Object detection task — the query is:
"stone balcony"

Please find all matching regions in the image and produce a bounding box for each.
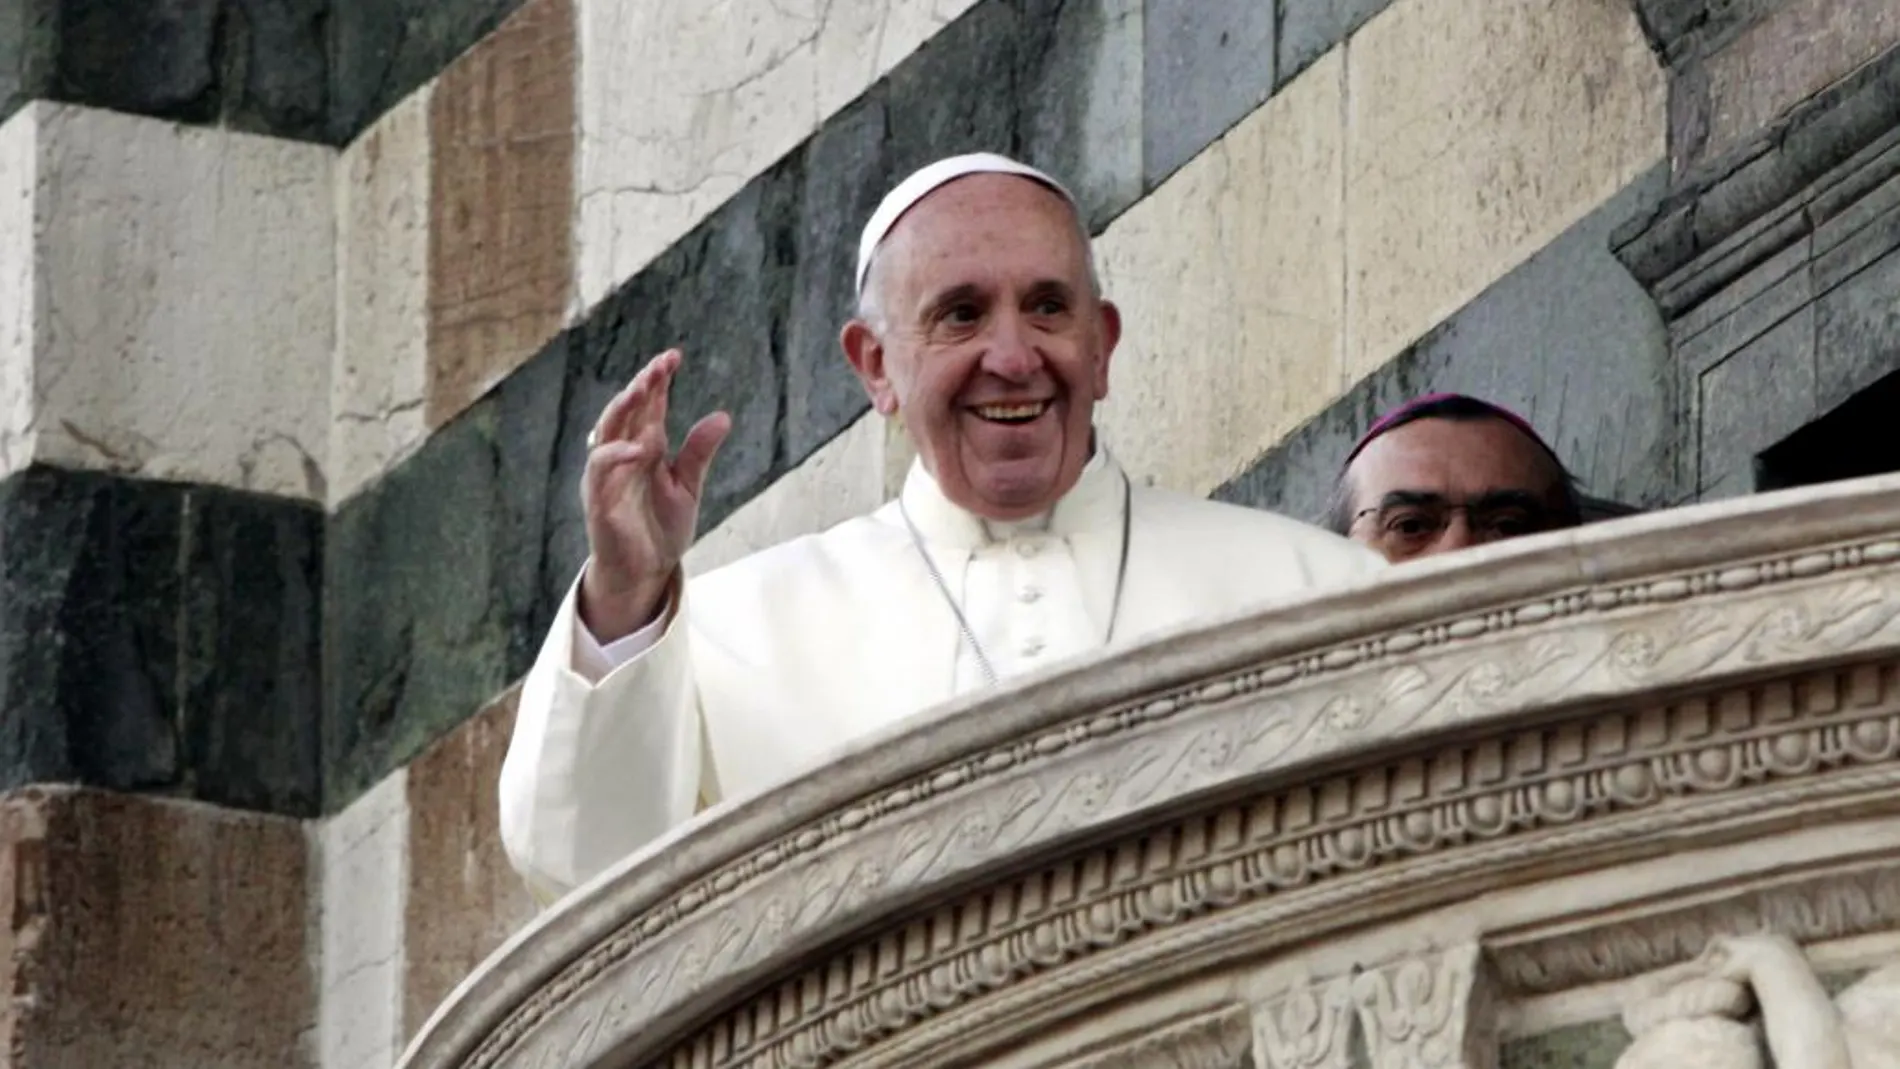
[400,473,1900,1069]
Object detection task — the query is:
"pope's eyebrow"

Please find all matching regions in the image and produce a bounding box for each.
[917,283,986,323]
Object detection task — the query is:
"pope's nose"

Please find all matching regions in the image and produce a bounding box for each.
[979,314,1042,381]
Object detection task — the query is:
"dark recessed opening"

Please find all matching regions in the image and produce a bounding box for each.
[1757,366,1900,492]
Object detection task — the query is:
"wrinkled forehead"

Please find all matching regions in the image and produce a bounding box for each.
[1348,416,1563,504]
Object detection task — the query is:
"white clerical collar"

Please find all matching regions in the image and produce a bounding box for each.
[897,441,1124,550]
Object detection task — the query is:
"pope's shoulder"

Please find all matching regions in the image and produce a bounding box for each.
[1130,482,1386,579]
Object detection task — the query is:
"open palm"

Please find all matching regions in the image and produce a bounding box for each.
[579,349,731,641]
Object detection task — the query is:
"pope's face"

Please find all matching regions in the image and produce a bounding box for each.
[842,174,1120,521]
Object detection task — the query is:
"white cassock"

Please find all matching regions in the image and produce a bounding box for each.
[499,445,1384,901]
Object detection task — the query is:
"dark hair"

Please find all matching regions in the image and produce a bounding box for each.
[1324,395,1585,534]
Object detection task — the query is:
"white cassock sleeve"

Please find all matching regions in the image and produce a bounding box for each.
[498,570,709,905]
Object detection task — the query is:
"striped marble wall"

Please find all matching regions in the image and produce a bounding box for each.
[4,0,1899,1065]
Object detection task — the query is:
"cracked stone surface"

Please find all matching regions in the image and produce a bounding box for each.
[333,87,431,508]
[0,786,313,1067]
[1344,0,1663,378]
[320,772,409,1069]
[0,465,323,815]
[574,0,980,314]
[18,103,335,503]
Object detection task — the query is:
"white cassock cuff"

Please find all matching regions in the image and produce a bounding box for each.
[570,596,672,682]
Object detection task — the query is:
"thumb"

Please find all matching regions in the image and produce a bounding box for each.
[674,411,732,497]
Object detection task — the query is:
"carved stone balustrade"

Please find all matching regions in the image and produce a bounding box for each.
[402,474,1900,1069]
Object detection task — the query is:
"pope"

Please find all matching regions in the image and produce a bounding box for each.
[499,153,1387,903]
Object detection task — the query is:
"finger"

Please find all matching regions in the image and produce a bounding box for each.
[672,411,731,497]
[597,350,676,445]
[623,348,681,446]
[583,436,660,504]
[648,349,680,442]
[593,375,647,446]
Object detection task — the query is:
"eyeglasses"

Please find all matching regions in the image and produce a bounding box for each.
[1350,493,1553,558]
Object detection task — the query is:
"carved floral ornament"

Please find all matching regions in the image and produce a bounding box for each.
[399,476,1900,1069]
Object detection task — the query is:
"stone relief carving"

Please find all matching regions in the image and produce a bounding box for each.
[427,533,1900,1069]
[1253,976,1354,1069]
[1617,933,1900,1069]
[1351,945,1495,1069]
[1047,1007,1253,1069]
[1493,866,1900,997]
[648,660,1900,1069]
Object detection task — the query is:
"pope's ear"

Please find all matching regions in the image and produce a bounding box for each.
[1092,298,1122,400]
[841,319,899,416]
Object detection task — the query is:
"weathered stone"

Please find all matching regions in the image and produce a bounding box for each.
[56,0,221,120]
[1021,0,1142,229]
[328,0,525,143]
[1615,49,1900,289]
[1815,242,1900,416]
[1278,0,1391,87]
[1624,0,1781,67]
[320,772,408,1069]
[1343,0,1664,376]
[0,466,182,796]
[572,0,980,315]
[0,786,313,1067]
[1216,163,1675,523]
[1499,1020,1629,1069]
[1098,50,1346,495]
[0,467,322,816]
[18,103,334,503]
[1141,0,1275,187]
[425,0,574,431]
[1695,305,1817,494]
[0,0,330,141]
[1675,0,1900,169]
[404,687,536,1036]
[785,104,888,466]
[333,86,433,507]
[565,175,799,543]
[226,0,327,137]
[181,483,323,815]
[0,0,57,122]
[323,339,564,812]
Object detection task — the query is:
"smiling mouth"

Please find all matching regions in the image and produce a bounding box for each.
[970,401,1051,424]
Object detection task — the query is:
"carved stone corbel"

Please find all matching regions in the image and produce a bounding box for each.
[1350,945,1498,1069]
[1253,976,1355,1069]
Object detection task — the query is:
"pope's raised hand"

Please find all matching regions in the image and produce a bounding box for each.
[577,349,731,642]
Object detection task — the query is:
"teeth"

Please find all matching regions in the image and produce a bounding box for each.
[974,402,1048,421]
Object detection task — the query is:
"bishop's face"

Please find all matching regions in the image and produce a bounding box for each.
[842,174,1120,522]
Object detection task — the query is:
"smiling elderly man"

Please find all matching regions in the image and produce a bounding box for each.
[499,154,1385,902]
